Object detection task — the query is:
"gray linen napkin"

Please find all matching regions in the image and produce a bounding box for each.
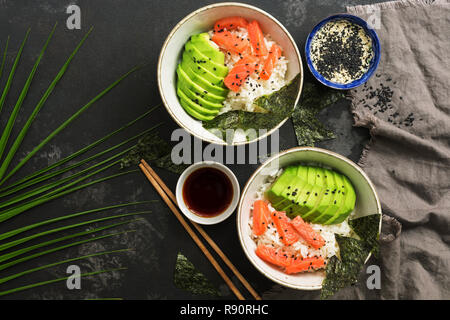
[346,0,450,299]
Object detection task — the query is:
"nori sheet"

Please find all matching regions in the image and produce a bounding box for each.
[120,132,188,174]
[173,252,220,296]
[203,73,301,142]
[292,82,345,146]
[349,214,381,259]
[152,153,189,175]
[320,235,371,300]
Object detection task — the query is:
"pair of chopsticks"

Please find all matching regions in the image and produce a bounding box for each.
[139,159,261,300]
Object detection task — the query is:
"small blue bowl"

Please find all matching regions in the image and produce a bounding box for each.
[305,14,381,90]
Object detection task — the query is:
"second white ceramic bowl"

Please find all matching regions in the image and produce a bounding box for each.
[158,2,303,145]
[237,147,382,290]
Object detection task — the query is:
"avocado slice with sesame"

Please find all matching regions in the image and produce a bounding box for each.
[301,167,329,221]
[180,60,228,97]
[276,165,311,212]
[177,92,216,121]
[313,170,346,224]
[176,88,219,116]
[298,172,324,220]
[265,166,298,207]
[177,89,219,122]
[279,177,309,216]
[179,85,223,110]
[266,165,357,225]
[182,50,225,86]
[324,175,356,225]
[177,65,225,104]
[311,169,337,223]
[281,166,317,216]
[189,33,225,64]
[185,42,228,77]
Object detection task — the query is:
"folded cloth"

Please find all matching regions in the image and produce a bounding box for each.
[346,0,450,299]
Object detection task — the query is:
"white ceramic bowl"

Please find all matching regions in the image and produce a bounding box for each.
[158,2,303,145]
[176,161,240,225]
[237,147,382,290]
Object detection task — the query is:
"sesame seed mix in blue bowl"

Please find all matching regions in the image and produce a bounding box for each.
[305,14,380,90]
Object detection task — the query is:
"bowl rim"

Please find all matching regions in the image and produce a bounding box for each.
[236,146,382,290]
[157,2,304,146]
[304,13,381,90]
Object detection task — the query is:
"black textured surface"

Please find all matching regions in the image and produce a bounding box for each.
[0,0,375,300]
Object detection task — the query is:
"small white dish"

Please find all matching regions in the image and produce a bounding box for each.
[237,147,382,290]
[157,2,303,145]
[176,161,240,225]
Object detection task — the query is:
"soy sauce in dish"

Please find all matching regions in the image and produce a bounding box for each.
[182,167,233,217]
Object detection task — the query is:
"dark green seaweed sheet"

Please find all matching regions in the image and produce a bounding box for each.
[320,235,371,300]
[349,214,381,259]
[120,132,188,174]
[152,153,189,175]
[203,74,301,142]
[173,252,220,296]
[292,82,345,146]
[120,132,170,168]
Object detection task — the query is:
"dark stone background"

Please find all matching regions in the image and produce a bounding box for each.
[0,0,379,299]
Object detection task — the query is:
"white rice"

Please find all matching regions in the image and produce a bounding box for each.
[248,167,353,268]
[208,28,288,114]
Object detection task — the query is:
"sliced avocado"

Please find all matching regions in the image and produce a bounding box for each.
[301,168,328,221]
[278,165,313,212]
[306,166,317,185]
[300,185,324,221]
[279,177,309,217]
[182,51,225,86]
[265,166,298,206]
[311,169,336,223]
[325,176,356,225]
[342,176,356,213]
[324,189,349,225]
[178,96,216,121]
[283,180,312,217]
[177,65,225,104]
[266,165,356,223]
[296,165,308,182]
[180,61,228,97]
[185,42,228,77]
[317,171,346,224]
[189,33,225,64]
[312,170,344,224]
[282,167,316,216]
[176,88,219,116]
[179,85,223,110]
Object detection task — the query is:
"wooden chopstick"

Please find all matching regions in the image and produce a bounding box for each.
[140,159,262,300]
[138,161,248,300]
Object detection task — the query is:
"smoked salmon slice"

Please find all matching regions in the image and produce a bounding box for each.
[252,200,271,236]
[260,44,282,80]
[285,256,325,274]
[247,20,268,57]
[255,244,292,268]
[214,16,248,32]
[272,211,299,246]
[290,216,325,249]
[211,30,251,55]
[223,55,259,92]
